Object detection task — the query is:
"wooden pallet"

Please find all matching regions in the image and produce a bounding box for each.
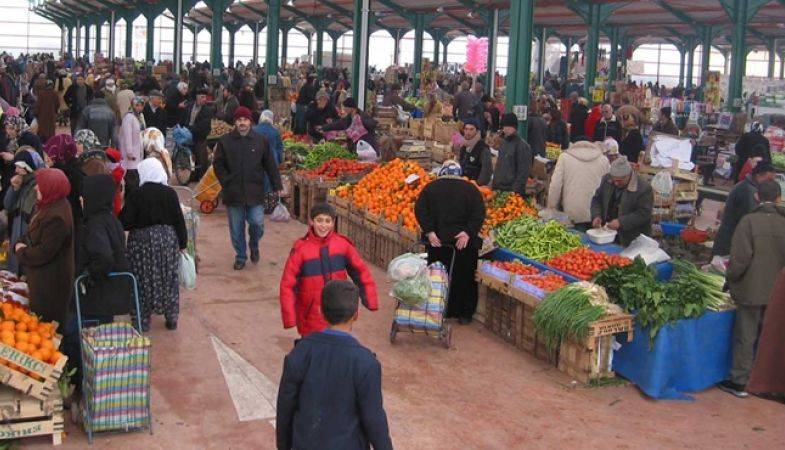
[0,343,67,401]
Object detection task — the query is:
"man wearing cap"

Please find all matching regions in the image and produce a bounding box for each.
[491,113,532,198]
[652,107,680,136]
[457,118,493,186]
[712,162,777,257]
[590,156,654,246]
[182,88,215,179]
[143,90,168,132]
[213,106,283,270]
[63,73,94,135]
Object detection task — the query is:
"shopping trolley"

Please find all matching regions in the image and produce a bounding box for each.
[171,185,201,269]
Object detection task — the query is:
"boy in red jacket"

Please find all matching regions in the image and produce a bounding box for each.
[279,203,379,336]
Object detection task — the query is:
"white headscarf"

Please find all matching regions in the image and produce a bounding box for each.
[138,158,169,186]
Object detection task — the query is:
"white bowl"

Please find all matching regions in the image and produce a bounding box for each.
[587,228,617,245]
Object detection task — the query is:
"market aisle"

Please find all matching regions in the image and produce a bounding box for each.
[22,205,785,449]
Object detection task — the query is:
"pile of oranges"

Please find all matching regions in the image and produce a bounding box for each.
[0,302,63,373]
[350,159,434,232]
[482,192,537,235]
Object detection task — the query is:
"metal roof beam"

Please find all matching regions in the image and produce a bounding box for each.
[443,11,479,34]
[456,1,487,23]
[654,0,700,27]
[319,0,351,17]
[237,1,266,19]
[282,3,311,24]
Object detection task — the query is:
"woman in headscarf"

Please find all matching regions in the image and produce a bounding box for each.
[15,168,74,325]
[118,96,145,196]
[4,149,39,274]
[44,134,85,251]
[414,160,487,325]
[120,158,187,331]
[253,110,284,211]
[34,79,59,142]
[74,129,107,176]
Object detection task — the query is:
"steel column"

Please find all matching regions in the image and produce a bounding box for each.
[351,0,370,104]
[265,0,281,105]
[584,3,601,100]
[442,40,448,65]
[109,11,116,60]
[678,49,686,86]
[252,22,259,68]
[700,26,712,86]
[507,0,534,138]
[67,26,73,55]
[485,9,499,95]
[332,35,338,68]
[76,21,82,57]
[84,25,91,58]
[537,27,547,86]
[95,22,102,55]
[145,14,155,62]
[412,14,424,92]
[780,52,784,80]
[281,25,289,67]
[174,0,184,73]
[315,28,324,68]
[393,29,400,66]
[727,0,747,111]
[608,27,619,87]
[768,46,776,79]
[433,34,439,66]
[192,25,199,63]
[686,36,695,88]
[210,0,226,69]
[125,18,133,58]
[60,25,66,56]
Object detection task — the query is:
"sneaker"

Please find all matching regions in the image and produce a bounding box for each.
[717,380,749,398]
[233,261,246,270]
[250,248,260,264]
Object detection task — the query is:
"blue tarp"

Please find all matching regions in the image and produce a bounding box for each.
[612,309,735,400]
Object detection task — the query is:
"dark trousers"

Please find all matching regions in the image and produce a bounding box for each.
[124,169,139,201]
[730,305,766,386]
[427,245,479,320]
[193,139,209,180]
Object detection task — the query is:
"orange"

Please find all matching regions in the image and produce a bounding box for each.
[27,343,37,353]
[40,339,54,351]
[0,321,14,332]
[37,348,51,362]
[14,322,27,332]
[50,351,62,364]
[27,318,38,330]
[15,331,28,343]
[31,350,43,361]
[28,333,41,346]
[14,342,28,353]
[21,314,32,324]
[1,330,14,341]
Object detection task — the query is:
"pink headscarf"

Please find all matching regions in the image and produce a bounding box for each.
[43,134,77,165]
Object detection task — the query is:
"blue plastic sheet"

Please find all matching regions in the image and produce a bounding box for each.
[612,309,735,400]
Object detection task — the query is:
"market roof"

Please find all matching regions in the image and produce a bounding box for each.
[31,1,785,52]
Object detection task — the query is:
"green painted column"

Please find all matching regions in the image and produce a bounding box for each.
[228,29,236,67]
[265,0,281,106]
[67,26,73,55]
[727,0,747,111]
[172,0,184,74]
[209,0,227,69]
[331,34,339,68]
[780,52,784,80]
[678,48,686,86]
[108,11,116,60]
[251,22,260,67]
[768,45,776,79]
[315,28,324,69]
[393,29,400,66]
[95,21,102,55]
[442,39,448,66]
[686,36,695,89]
[608,27,619,87]
[584,3,601,100]
[350,0,370,102]
[84,25,91,58]
[485,9,499,95]
[412,14,424,93]
[700,26,712,86]
[563,37,572,78]
[507,0,534,138]
[125,18,133,58]
[281,24,290,67]
[146,14,155,62]
[536,27,547,86]
[432,33,440,66]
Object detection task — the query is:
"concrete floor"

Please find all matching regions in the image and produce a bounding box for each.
[21,201,784,449]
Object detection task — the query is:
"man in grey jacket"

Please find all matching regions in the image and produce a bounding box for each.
[526,110,548,158]
[719,180,785,398]
[76,91,117,147]
[491,113,531,198]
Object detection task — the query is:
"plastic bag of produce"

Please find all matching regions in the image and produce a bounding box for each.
[651,170,673,197]
[357,140,378,161]
[270,202,291,222]
[391,267,430,307]
[172,125,193,146]
[387,253,427,281]
[179,252,196,290]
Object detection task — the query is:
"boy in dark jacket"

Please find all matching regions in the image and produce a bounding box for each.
[276,280,393,450]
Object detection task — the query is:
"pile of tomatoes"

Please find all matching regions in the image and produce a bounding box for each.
[491,260,539,276]
[523,273,568,292]
[303,158,376,179]
[546,247,632,281]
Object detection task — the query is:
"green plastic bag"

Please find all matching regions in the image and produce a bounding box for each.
[392,269,430,307]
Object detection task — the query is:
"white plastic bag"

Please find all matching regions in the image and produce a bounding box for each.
[387,253,427,281]
[179,252,196,290]
[620,234,671,265]
[651,170,673,197]
[270,202,291,222]
[356,140,378,162]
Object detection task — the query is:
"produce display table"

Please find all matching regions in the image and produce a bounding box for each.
[612,309,735,400]
[579,236,674,281]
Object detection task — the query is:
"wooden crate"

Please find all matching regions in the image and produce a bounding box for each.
[290,174,308,224]
[557,335,616,383]
[326,194,349,236]
[0,386,62,422]
[307,179,340,215]
[0,343,67,401]
[0,411,64,445]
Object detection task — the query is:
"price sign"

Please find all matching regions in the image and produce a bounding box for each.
[513,105,527,121]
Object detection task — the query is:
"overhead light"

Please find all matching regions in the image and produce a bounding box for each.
[436,6,444,13]
[287,0,294,6]
[467,11,474,18]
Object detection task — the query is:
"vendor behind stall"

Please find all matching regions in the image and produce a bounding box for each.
[457,118,493,186]
[491,113,531,198]
[590,156,653,246]
[320,98,377,153]
[652,107,680,136]
[712,162,777,257]
[306,91,339,142]
[732,122,771,182]
[547,140,610,229]
[414,160,486,325]
[381,84,415,112]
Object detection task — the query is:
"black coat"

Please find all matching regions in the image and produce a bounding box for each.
[180,102,215,142]
[306,101,339,138]
[593,118,621,143]
[165,91,187,128]
[213,129,283,207]
[568,103,589,139]
[547,120,570,150]
[619,129,644,163]
[321,111,378,152]
[590,173,654,246]
[63,84,94,118]
[458,140,493,186]
[143,104,168,132]
[732,132,771,181]
[120,183,188,249]
[276,331,393,450]
[415,177,487,249]
[713,176,760,256]
[77,174,132,316]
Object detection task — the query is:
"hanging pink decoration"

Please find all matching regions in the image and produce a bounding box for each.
[464,36,488,74]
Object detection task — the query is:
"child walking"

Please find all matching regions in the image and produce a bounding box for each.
[276,280,393,450]
[279,203,379,336]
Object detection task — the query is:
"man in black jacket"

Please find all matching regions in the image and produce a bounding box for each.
[213,107,283,270]
[64,73,94,135]
[181,88,215,180]
[143,90,168,132]
[592,103,621,142]
[276,280,393,450]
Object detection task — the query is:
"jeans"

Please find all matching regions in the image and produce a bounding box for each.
[227,205,265,263]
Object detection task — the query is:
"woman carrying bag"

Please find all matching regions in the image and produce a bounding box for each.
[120,158,188,331]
